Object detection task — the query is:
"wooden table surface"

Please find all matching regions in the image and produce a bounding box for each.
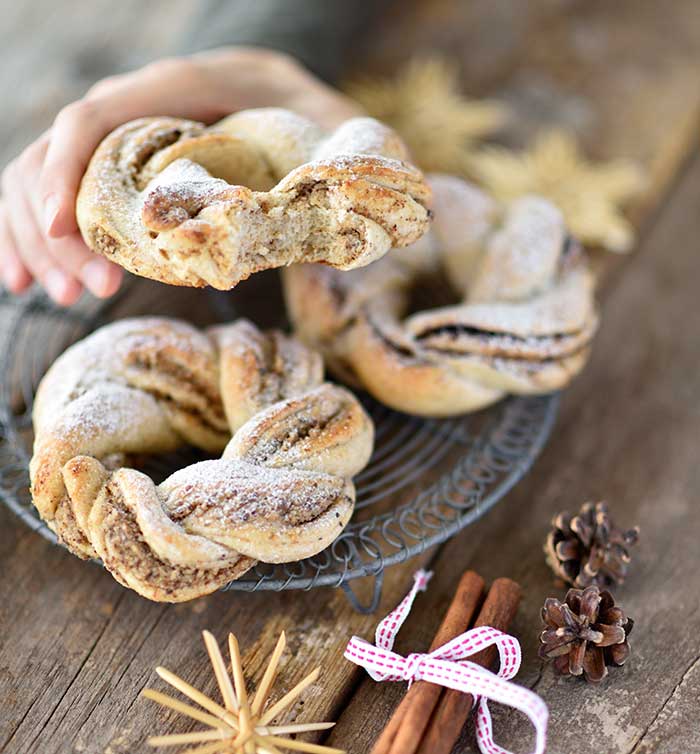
[2,2,700,753]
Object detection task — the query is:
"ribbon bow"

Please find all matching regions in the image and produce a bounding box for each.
[344,571,548,754]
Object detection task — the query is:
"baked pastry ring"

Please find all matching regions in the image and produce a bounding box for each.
[30,318,373,602]
[283,175,598,416]
[76,108,432,289]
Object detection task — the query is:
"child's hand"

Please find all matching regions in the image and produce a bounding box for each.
[0,47,361,305]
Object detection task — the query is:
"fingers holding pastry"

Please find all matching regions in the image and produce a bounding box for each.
[3,46,369,302]
[39,58,221,241]
[37,48,360,247]
[1,134,123,303]
[2,153,82,305]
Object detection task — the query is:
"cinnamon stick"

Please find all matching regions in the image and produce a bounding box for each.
[370,571,485,754]
[415,577,522,754]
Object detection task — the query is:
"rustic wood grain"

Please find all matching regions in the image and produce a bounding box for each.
[1,1,699,753]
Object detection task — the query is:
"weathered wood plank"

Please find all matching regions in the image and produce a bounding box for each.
[0,518,433,753]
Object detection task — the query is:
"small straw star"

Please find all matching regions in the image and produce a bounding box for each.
[346,57,508,174]
[469,129,646,252]
[143,630,344,754]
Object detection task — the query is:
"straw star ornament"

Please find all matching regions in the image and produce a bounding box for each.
[346,57,507,174]
[469,129,646,252]
[143,630,343,754]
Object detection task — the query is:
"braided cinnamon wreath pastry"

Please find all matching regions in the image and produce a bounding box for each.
[76,108,432,289]
[30,318,373,602]
[283,176,599,416]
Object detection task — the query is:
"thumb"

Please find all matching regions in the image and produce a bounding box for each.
[39,100,109,239]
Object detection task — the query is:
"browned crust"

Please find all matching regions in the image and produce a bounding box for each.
[29,317,374,602]
[283,178,599,416]
[76,111,432,290]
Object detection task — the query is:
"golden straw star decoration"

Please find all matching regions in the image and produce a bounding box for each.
[142,630,343,754]
[345,57,507,174]
[469,129,646,252]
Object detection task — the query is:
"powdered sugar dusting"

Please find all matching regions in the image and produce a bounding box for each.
[77,109,430,290]
[313,117,409,162]
[31,317,373,601]
[160,459,345,529]
[469,195,565,303]
[284,174,599,414]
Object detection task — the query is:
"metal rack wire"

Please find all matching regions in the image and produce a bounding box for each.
[0,280,558,612]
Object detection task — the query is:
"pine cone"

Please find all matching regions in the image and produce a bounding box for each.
[539,585,633,683]
[544,501,639,588]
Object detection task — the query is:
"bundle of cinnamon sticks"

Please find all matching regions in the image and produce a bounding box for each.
[371,571,521,754]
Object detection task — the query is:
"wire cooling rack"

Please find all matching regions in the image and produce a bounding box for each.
[0,277,558,612]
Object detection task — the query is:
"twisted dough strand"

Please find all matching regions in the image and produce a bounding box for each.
[30,318,373,602]
[283,176,598,416]
[76,108,432,289]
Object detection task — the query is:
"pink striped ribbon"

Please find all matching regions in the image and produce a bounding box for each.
[344,570,548,754]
